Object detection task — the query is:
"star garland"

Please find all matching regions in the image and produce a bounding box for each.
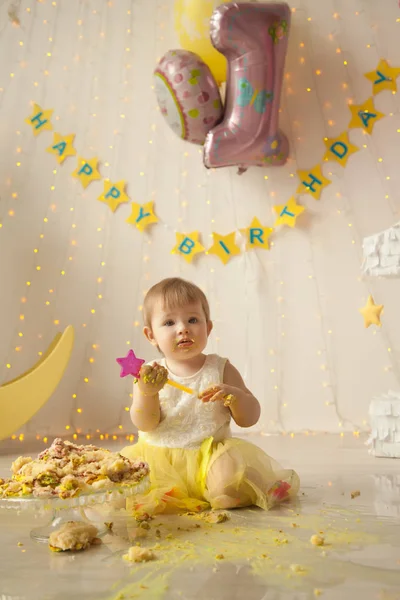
[24,58,397,265]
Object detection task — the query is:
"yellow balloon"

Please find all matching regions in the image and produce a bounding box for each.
[0,325,75,441]
[174,0,230,84]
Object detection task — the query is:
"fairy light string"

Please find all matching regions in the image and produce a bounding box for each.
[3,1,400,443]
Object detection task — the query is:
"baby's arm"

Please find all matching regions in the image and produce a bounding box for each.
[130,363,167,432]
[199,361,261,428]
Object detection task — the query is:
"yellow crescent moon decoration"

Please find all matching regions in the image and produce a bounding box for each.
[0,325,75,441]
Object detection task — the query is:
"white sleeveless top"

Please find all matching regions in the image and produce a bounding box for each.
[139,354,232,449]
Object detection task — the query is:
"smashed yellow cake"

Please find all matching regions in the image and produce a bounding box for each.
[310,534,325,546]
[49,521,100,552]
[123,546,156,562]
[0,438,149,500]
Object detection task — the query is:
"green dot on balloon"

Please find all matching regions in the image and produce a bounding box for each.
[188,109,199,118]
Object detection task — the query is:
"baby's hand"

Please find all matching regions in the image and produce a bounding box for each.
[198,384,237,407]
[137,363,168,397]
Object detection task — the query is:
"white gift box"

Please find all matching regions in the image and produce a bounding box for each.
[367,391,400,458]
[362,222,400,277]
[373,474,400,517]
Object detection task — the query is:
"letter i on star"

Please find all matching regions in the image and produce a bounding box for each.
[207,232,241,265]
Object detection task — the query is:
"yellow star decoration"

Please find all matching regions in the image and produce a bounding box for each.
[296,165,331,201]
[240,217,273,250]
[348,97,385,134]
[359,295,383,328]
[72,157,101,189]
[365,59,400,95]
[126,201,158,232]
[273,197,305,228]
[98,180,129,213]
[206,232,241,265]
[25,103,53,136]
[46,133,76,164]
[323,132,359,168]
[172,231,205,264]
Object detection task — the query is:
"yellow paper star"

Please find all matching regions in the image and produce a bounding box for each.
[240,217,273,250]
[46,133,76,164]
[348,97,385,134]
[296,165,331,201]
[274,197,305,228]
[126,201,158,232]
[172,231,205,264]
[207,232,241,265]
[98,180,129,213]
[72,157,101,189]
[25,103,53,136]
[359,295,383,328]
[323,132,359,167]
[365,59,400,95]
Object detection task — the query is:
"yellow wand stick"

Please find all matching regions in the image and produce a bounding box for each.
[167,379,194,395]
[116,349,194,395]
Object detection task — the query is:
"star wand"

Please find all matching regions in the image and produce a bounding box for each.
[116,349,194,395]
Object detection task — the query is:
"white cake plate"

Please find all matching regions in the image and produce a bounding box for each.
[0,476,149,543]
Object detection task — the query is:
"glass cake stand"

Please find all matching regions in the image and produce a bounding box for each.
[0,476,149,543]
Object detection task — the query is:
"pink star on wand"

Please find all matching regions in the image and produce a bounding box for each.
[116,349,145,378]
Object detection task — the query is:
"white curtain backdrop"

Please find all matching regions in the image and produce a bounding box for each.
[1,0,400,447]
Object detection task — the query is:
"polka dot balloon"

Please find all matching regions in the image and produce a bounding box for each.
[154,49,223,145]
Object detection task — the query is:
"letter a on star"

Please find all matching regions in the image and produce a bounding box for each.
[47,133,77,164]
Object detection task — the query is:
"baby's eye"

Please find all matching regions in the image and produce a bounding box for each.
[188,317,198,324]
[164,320,174,326]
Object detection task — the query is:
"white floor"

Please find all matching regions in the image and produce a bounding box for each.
[1,434,400,600]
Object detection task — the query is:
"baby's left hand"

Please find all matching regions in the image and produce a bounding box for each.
[198,384,237,407]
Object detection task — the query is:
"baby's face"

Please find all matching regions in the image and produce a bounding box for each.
[145,299,212,360]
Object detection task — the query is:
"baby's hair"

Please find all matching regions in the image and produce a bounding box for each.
[143,278,210,328]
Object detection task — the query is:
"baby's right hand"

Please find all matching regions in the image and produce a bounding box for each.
[137,363,168,397]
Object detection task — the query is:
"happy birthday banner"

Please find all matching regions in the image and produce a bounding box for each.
[24,58,398,265]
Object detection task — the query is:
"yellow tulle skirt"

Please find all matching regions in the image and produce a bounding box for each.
[120,437,300,517]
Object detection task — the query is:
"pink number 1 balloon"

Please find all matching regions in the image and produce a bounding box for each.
[203,2,291,171]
